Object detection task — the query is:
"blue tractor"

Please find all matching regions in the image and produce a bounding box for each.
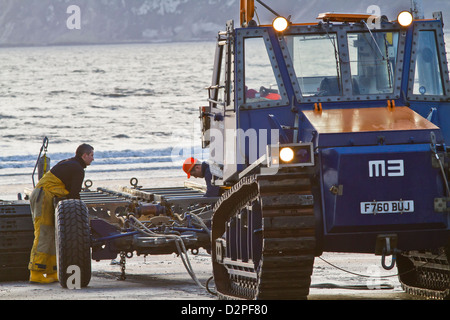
[202,0,450,299]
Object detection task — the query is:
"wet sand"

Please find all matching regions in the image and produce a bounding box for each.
[0,251,423,301]
[0,177,425,302]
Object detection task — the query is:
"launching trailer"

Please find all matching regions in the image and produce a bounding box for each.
[0,1,449,300]
[55,183,217,288]
[0,182,217,288]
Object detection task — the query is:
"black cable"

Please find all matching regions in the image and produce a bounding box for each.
[318,252,446,279]
[206,276,217,296]
[317,256,399,279]
[255,0,281,18]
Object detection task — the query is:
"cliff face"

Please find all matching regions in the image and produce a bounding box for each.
[0,0,447,46]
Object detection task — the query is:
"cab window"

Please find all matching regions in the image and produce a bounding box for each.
[412,30,444,96]
[244,37,282,103]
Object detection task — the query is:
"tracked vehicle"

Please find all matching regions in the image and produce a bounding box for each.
[1,0,448,300]
[203,0,450,299]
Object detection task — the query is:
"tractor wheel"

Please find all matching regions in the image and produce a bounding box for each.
[55,199,91,288]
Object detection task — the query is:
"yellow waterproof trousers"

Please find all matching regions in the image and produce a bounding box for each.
[28,172,69,273]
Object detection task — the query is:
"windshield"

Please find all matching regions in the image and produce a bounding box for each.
[283,29,401,100]
[285,34,342,97]
[347,31,399,95]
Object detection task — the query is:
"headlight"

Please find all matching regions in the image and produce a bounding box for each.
[397,11,413,27]
[268,143,314,168]
[280,147,294,162]
[273,16,289,32]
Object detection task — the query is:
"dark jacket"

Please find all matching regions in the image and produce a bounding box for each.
[50,156,86,199]
[202,162,221,197]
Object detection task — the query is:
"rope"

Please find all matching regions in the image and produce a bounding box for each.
[128,215,216,296]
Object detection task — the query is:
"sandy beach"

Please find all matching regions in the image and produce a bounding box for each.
[0,176,425,301]
[0,250,422,301]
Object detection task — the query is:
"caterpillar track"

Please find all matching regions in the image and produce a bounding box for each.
[211,170,317,300]
[397,249,450,300]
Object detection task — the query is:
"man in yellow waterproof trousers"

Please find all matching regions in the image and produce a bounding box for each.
[28,143,94,284]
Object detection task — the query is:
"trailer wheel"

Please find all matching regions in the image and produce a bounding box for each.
[55,199,91,288]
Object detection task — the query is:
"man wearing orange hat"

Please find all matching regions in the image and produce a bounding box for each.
[183,158,220,197]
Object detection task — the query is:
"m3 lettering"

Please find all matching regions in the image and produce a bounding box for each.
[369,160,404,178]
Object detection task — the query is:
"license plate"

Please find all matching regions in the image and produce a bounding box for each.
[360,200,414,214]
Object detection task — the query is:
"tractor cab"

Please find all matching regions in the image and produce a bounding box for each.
[206,1,450,300]
[202,7,450,184]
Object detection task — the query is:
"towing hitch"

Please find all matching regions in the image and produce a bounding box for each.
[375,234,399,270]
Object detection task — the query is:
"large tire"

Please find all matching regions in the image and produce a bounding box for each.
[55,199,91,288]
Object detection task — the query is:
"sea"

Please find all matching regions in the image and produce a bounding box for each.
[0,41,215,195]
